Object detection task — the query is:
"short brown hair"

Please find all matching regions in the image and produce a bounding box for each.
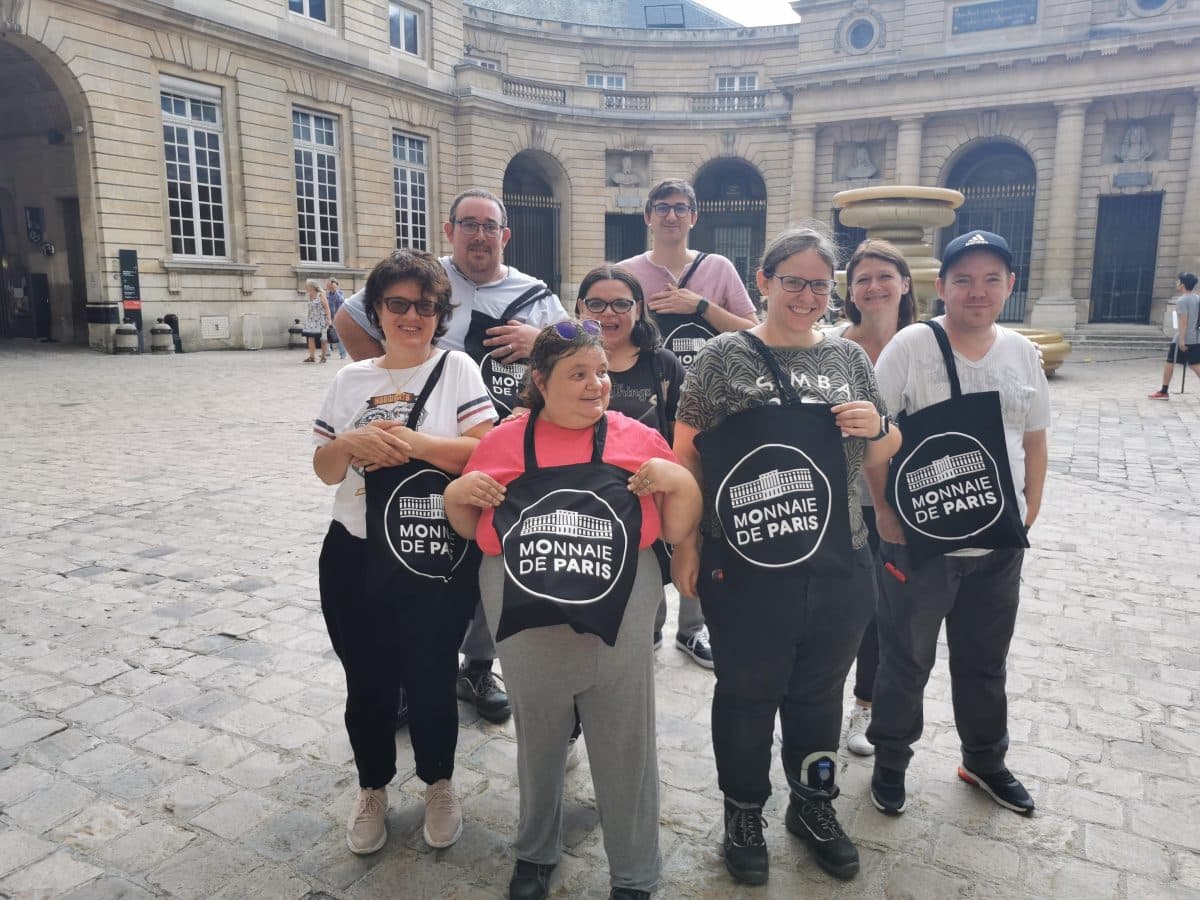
[363,250,455,342]
[844,239,918,329]
[645,179,697,216]
[519,322,606,413]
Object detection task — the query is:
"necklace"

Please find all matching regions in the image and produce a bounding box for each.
[377,346,436,396]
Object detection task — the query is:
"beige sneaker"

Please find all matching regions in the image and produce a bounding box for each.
[423,779,463,848]
[346,786,387,854]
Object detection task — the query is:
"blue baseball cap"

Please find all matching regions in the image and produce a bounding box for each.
[939,230,1014,278]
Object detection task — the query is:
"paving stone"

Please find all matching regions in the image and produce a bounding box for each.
[59,874,159,900]
[49,801,144,851]
[146,839,264,900]
[189,790,277,839]
[0,830,57,878]
[0,715,68,749]
[0,849,103,898]
[3,780,97,833]
[1084,823,1172,879]
[97,821,196,874]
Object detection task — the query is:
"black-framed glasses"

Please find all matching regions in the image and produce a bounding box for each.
[767,273,838,296]
[552,319,602,340]
[381,297,441,316]
[581,298,636,314]
[650,202,695,218]
[452,218,503,236]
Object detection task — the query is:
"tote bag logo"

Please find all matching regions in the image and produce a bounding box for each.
[715,444,833,568]
[480,352,527,414]
[502,489,628,604]
[664,321,715,369]
[893,432,1005,541]
[384,469,467,580]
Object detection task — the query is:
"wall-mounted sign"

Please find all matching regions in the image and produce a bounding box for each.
[24,207,44,245]
[952,0,1038,34]
[118,249,141,310]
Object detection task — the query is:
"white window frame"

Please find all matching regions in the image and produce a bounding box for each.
[160,77,228,259]
[466,55,499,71]
[287,0,328,23]
[292,108,342,264]
[393,132,429,250]
[389,2,421,56]
[715,74,762,111]
[716,74,758,92]
[586,72,627,91]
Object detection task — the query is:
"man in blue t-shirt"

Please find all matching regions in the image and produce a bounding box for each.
[1149,272,1200,399]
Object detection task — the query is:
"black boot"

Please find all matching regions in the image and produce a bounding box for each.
[509,859,555,900]
[785,755,860,880]
[723,797,769,885]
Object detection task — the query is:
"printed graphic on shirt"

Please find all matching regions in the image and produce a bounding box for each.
[501,489,629,604]
[357,392,427,429]
[383,468,468,580]
[662,320,716,370]
[892,432,1005,541]
[715,443,834,568]
[479,351,527,415]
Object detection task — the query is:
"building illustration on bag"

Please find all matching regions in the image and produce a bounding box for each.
[520,509,613,541]
[729,468,815,508]
[668,336,709,353]
[488,360,527,379]
[392,494,446,520]
[905,450,987,492]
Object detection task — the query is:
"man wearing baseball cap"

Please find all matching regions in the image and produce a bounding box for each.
[862,229,1050,817]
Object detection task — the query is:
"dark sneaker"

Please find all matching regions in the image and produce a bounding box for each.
[870,765,907,815]
[957,765,1035,815]
[509,859,555,900]
[1148,390,1170,400]
[456,662,511,724]
[676,628,714,669]
[786,794,859,880]
[610,890,650,900]
[723,798,769,885]
[395,685,409,731]
[652,630,663,650]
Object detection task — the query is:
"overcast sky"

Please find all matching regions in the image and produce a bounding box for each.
[695,0,801,26]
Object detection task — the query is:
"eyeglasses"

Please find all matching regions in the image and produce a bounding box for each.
[650,203,695,218]
[381,298,441,316]
[552,319,602,340]
[767,274,838,296]
[452,218,503,236]
[581,298,636,314]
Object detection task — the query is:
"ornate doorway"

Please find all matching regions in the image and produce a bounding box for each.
[693,159,767,305]
[502,152,563,297]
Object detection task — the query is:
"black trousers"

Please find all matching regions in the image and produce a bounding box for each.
[700,540,875,806]
[853,506,881,702]
[319,521,473,789]
[868,543,1023,774]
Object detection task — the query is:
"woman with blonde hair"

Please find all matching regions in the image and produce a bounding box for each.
[302,278,332,363]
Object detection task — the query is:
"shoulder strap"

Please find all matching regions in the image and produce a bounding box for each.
[501,283,553,321]
[676,252,709,291]
[923,320,963,399]
[405,351,451,428]
[522,408,607,472]
[739,331,802,404]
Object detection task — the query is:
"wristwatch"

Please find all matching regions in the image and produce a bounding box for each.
[695,297,710,317]
[868,414,891,442]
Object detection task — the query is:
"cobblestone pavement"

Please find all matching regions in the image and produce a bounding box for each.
[0,342,1197,900]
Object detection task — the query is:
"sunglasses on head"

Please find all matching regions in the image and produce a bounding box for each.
[552,319,602,340]
[381,297,441,316]
[581,298,636,314]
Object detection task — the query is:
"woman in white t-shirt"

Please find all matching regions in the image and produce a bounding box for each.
[311,250,495,857]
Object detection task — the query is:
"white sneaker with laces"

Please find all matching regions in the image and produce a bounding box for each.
[846,705,874,756]
[423,779,463,848]
[347,786,388,854]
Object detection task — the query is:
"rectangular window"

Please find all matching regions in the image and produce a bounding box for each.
[467,56,499,71]
[586,72,626,91]
[293,108,340,264]
[389,2,420,55]
[715,74,762,111]
[288,0,327,22]
[716,74,758,92]
[161,84,227,258]
[393,132,429,250]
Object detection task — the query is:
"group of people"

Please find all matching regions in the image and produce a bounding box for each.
[309,182,1051,899]
[300,277,348,363]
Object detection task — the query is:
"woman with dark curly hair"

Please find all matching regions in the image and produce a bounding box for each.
[311,249,496,857]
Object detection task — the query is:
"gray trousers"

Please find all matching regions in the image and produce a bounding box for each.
[460,600,496,663]
[868,544,1024,774]
[654,590,705,639]
[480,550,662,893]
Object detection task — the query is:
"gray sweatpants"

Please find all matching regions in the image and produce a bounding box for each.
[480,549,662,893]
[655,591,705,639]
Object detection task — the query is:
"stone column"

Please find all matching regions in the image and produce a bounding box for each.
[894,116,924,184]
[1176,90,1200,275]
[1031,101,1088,331]
[789,125,817,222]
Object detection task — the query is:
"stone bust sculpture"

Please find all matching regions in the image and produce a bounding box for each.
[610,155,642,187]
[845,144,878,179]
[1117,124,1153,163]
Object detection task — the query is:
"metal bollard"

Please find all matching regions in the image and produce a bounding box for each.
[288,318,305,349]
[150,319,176,354]
[114,322,139,354]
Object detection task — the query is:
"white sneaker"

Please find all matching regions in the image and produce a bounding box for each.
[423,779,463,848]
[347,787,387,854]
[566,734,584,771]
[847,705,874,757]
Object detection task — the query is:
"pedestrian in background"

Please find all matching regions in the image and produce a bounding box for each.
[1148,272,1200,399]
[326,277,348,359]
[302,279,331,364]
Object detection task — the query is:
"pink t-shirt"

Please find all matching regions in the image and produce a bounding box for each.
[464,411,677,555]
[618,252,756,319]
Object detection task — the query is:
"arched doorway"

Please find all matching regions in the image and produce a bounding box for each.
[502,151,566,297]
[0,37,91,344]
[693,159,767,304]
[943,142,1036,322]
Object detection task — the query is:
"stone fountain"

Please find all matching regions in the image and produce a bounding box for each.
[832,185,1070,374]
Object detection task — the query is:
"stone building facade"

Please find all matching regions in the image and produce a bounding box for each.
[0,0,1196,350]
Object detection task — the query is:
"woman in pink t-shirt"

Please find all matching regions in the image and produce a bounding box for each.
[445,321,701,900]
